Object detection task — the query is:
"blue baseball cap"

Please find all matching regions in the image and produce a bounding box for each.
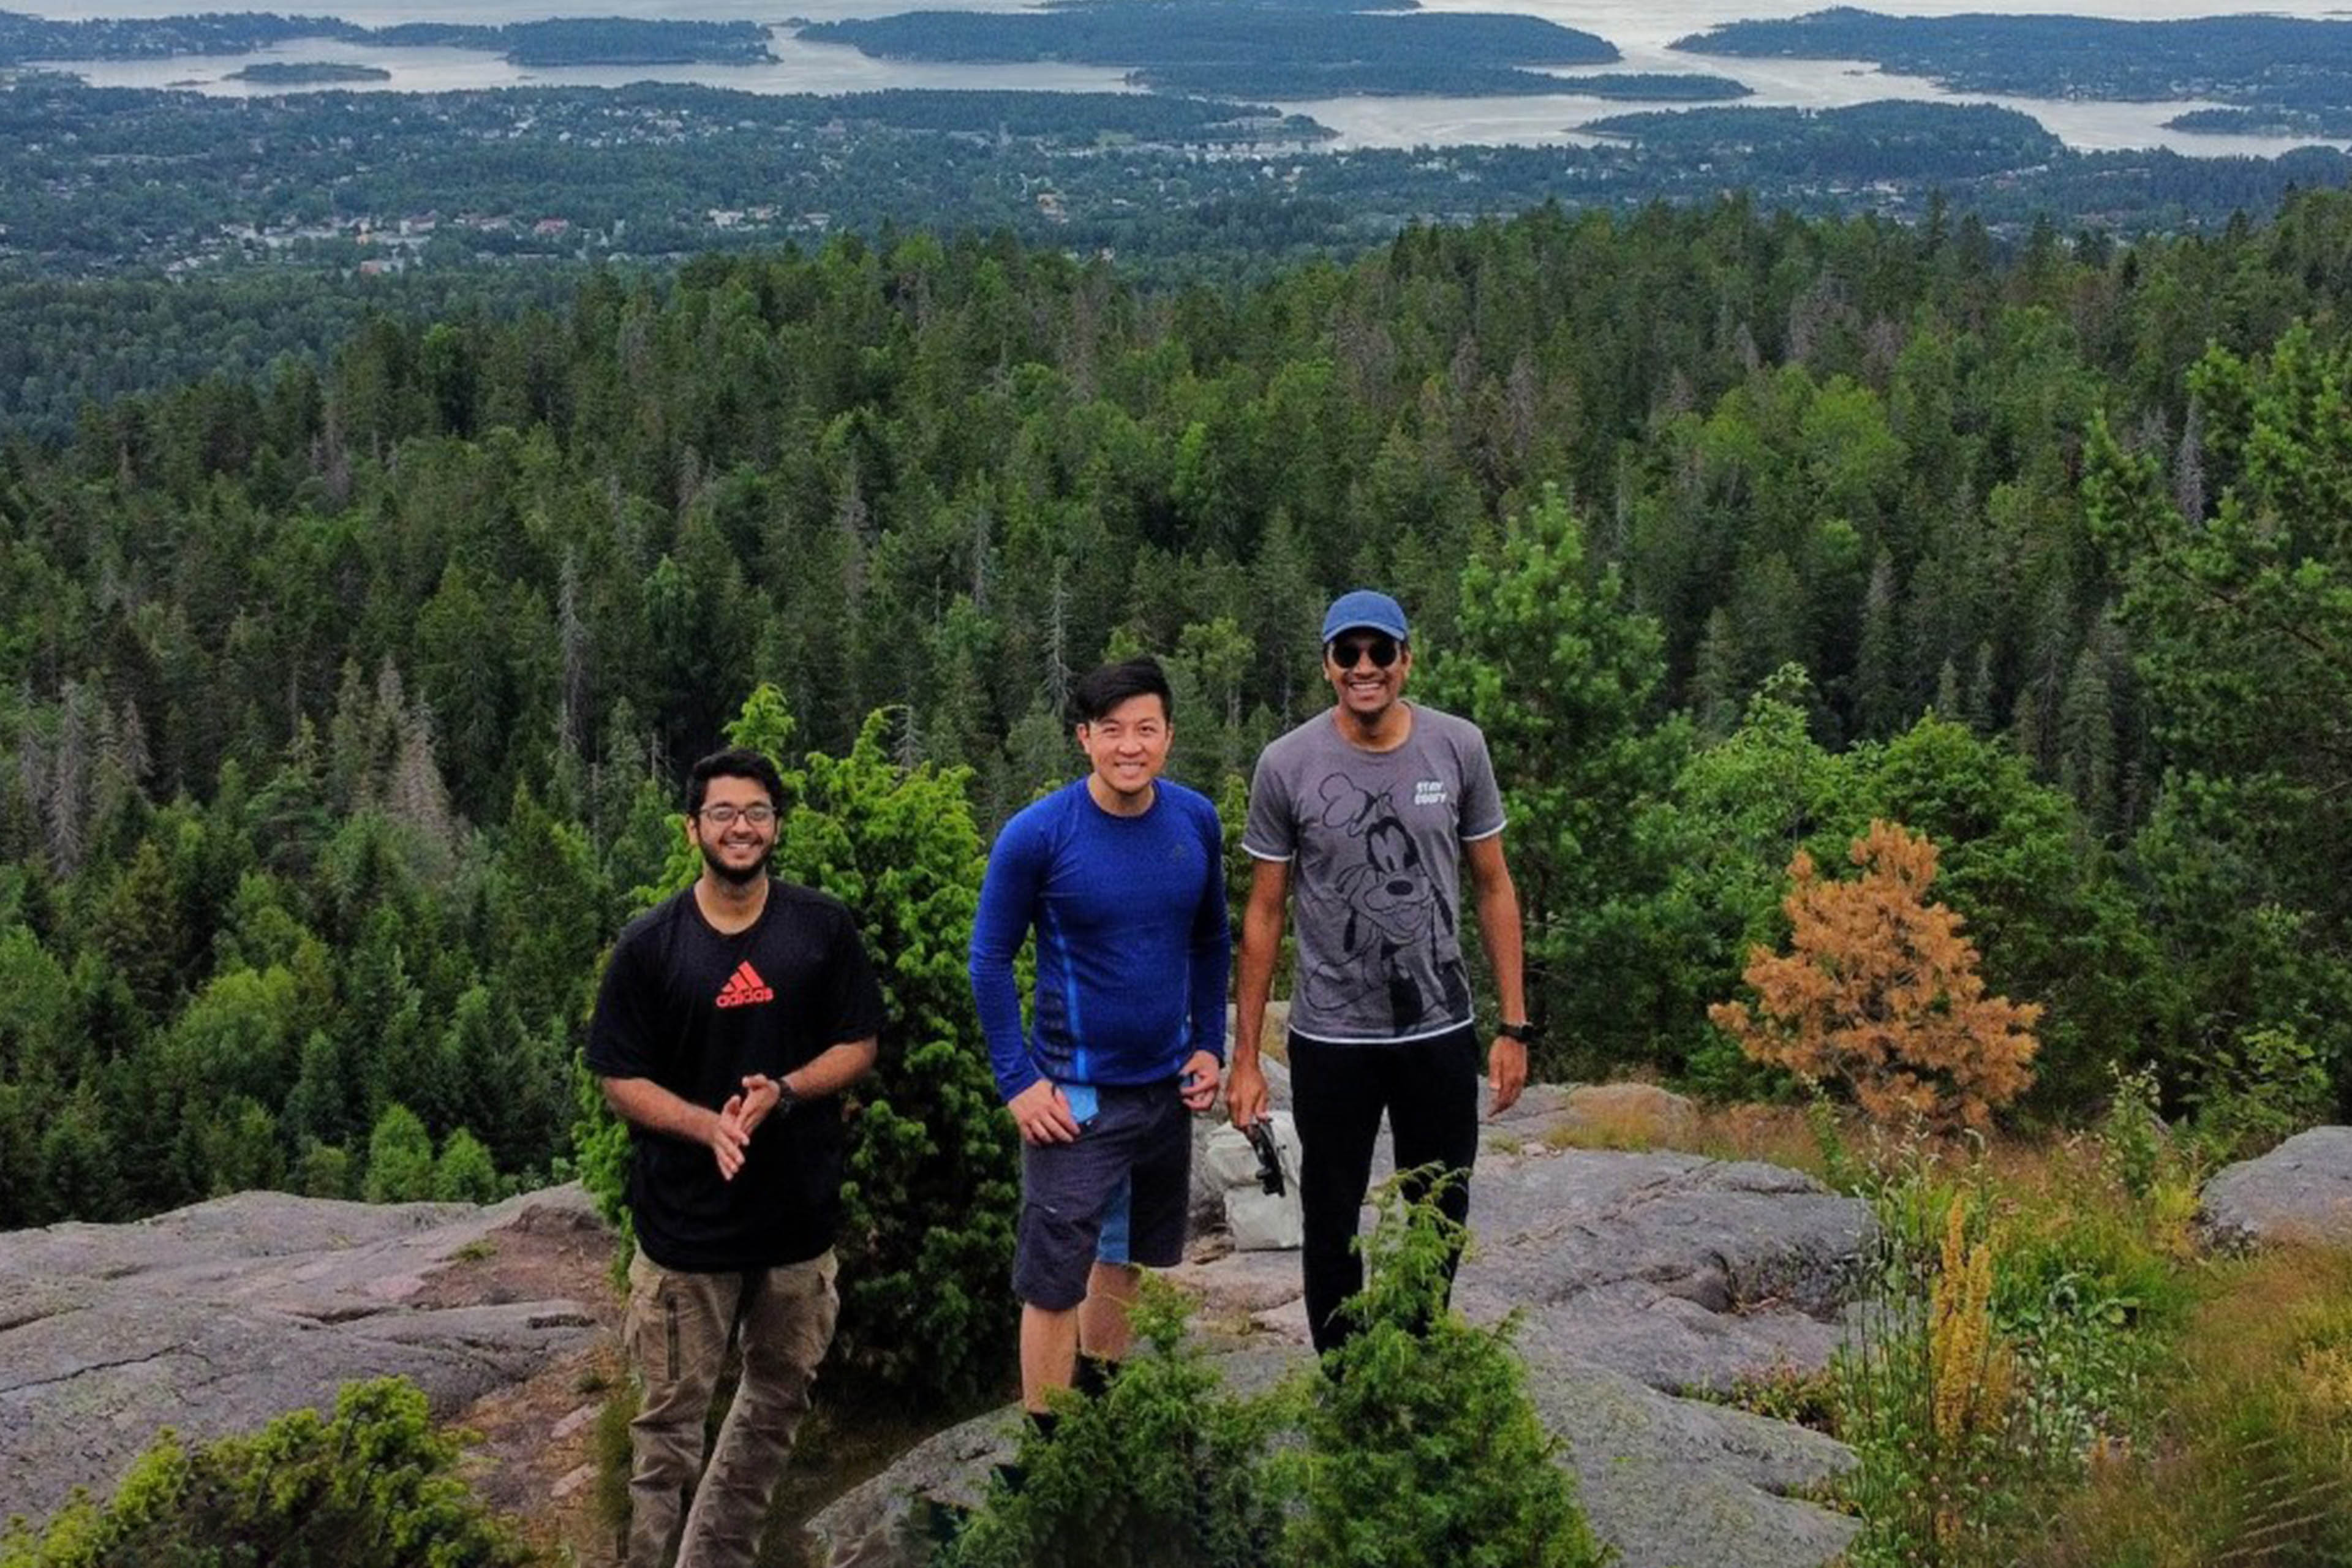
[1321,589,1409,645]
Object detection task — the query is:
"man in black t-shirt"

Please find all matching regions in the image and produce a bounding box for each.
[587,747,886,1568]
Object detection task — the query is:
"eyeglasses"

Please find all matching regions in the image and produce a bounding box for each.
[696,804,777,827]
[1329,635,1401,670]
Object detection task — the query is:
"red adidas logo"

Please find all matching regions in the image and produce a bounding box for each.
[714,961,774,1009]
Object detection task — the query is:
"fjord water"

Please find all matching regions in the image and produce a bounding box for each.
[21,0,2352,155]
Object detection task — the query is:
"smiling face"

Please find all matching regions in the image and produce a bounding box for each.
[687,773,779,888]
[1324,630,1411,725]
[1075,691,1172,805]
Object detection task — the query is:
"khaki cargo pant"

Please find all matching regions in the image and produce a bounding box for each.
[623,1248,840,1568]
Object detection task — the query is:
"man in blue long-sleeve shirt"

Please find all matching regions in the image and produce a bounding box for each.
[969,656,1229,1427]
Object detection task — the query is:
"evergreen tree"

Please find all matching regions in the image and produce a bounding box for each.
[1425,484,1692,1074]
[2057,617,2124,835]
[1711,820,2042,1132]
[1852,549,1904,739]
[1689,607,1744,741]
[363,1103,437,1203]
[432,1127,500,1203]
[1287,1175,1607,1568]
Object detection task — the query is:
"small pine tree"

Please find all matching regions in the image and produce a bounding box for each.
[1286,1173,1608,1568]
[0,1378,535,1566]
[1710,820,2041,1132]
[363,1103,436,1203]
[934,1286,1283,1568]
[433,1127,500,1204]
[293,1140,353,1200]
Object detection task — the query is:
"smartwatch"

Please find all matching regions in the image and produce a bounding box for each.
[1497,1020,1538,1046]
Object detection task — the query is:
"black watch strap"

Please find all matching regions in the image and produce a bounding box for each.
[1498,1020,1537,1045]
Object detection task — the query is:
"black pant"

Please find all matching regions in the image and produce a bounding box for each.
[1288,1025,1480,1355]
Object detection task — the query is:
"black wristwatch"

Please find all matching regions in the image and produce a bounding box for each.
[1497,1020,1538,1045]
[772,1077,801,1117]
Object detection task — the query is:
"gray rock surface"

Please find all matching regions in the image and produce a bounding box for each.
[813,1142,1873,1568]
[1195,1140,1872,1394]
[1461,1147,1873,1393]
[2197,1125,2352,1251]
[0,1185,609,1526]
[806,1341,1857,1568]
[1523,1350,1858,1568]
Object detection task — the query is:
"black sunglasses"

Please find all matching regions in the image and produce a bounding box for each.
[1329,634,1401,669]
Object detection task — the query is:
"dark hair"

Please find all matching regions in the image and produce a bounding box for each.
[1068,656,1174,729]
[686,747,787,816]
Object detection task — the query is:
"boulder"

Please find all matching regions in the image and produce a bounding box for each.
[1202,1114,1303,1252]
[1459,1147,1874,1393]
[1188,1055,1294,1231]
[1225,1187,1303,1252]
[0,1185,611,1527]
[804,1341,1858,1568]
[2197,1126,2352,1251]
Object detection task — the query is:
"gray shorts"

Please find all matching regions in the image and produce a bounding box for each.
[1014,1080,1191,1311]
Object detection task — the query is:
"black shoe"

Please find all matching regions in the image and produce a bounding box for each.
[1073,1354,1118,1401]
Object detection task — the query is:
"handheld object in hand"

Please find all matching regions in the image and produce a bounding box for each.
[1242,1118,1286,1197]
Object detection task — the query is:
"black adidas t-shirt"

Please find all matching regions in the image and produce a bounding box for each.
[587,880,888,1272]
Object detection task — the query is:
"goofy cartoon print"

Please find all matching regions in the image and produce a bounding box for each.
[1300,772,1471,1033]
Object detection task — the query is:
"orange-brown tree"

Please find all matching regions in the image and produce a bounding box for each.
[1709,820,2041,1131]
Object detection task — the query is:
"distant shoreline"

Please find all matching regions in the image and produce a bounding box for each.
[9,4,2351,160]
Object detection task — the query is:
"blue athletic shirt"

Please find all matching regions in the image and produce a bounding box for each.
[968,777,1230,1101]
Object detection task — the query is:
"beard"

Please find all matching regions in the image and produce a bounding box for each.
[699,839,772,888]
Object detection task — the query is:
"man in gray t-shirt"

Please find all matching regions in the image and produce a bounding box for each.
[1228,589,1531,1354]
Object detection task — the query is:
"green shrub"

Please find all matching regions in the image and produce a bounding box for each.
[930,1179,1607,1568]
[362,1102,435,1202]
[2188,1025,2335,1161]
[432,1126,500,1203]
[1990,1161,2191,1465]
[1833,1190,2061,1567]
[1284,1172,1609,1568]
[1830,1136,2203,1567]
[2095,1063,2166,1201]
[933,1284,1285,1568]
[0,1378,538,1567]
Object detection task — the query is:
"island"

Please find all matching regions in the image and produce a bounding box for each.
[0,10,776,67]
[1671,9,2352,123]
[227,61,391,83]
[2165,106,2352,138]
[1549,73,1751,101]
[799,0,1619,99]
[374,18,775,67]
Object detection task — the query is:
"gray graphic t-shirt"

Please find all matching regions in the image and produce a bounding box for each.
[1243,704,1506,1044]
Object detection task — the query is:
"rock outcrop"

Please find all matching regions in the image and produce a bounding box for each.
[2,1103,1885,1568]
[811,1340,1859,1568]
[0,1185,611,1528]
[815,1139,1874,1568]
[2198,1125,2352,1251]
